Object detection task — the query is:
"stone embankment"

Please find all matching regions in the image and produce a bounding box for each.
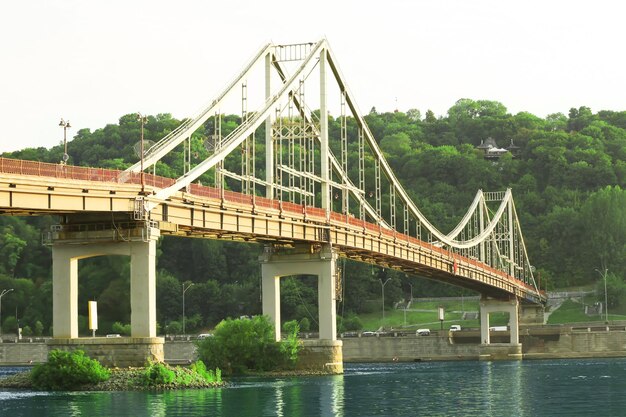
[2,323,626,366]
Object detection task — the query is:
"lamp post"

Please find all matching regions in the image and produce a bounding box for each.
[595,268,609,323]
[182,282,193,334]
[137,113,148,194]
[59,118,71,164]
[0,288,14,337]
[380,277,391,326]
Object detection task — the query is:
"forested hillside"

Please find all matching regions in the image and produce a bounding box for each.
[2,99,625,335]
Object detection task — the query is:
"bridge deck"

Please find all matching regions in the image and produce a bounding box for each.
[0,157,546,304]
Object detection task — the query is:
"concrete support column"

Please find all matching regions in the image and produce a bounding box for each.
[480,303,490,345]
[317,245,336,340]
[52,247,80,338]
[261,272,281,341]
[130,238,157,338]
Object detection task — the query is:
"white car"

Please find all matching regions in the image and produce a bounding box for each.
[449,325,461,332]
[416,329,431,336]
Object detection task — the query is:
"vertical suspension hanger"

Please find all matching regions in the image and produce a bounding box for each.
[358,127,365,221]
[340,89,348,215]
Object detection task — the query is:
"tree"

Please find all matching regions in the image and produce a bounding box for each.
[580,186,626,274]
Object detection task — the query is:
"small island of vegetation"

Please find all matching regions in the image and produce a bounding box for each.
[0,349,223,391]
[0,316,303,391]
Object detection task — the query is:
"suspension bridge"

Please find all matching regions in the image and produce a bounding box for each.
[0,39,545,369]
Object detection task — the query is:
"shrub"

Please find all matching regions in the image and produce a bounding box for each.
[280,321,301,368]
[142,361,222,387]
[111,322,131,336]
[34,321,44,336]
[299,317,311,332]
[338,315,363,332]
[31,349,110,390]
[190,360,222,384]
[165,321,182,334]
[143,361,175,386]
[196,315,301,375]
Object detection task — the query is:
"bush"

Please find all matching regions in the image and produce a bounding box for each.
[196,315,301,375]
[111,322,131,336]
[190,360,222,384]
[280,321,300,368]
[299,317,311,332]
[34,321,44,336]
[143,360,222,387]
[165,321,182,334]
[338,315,363,332]
[31,349,110,390]
[143,361,175,386]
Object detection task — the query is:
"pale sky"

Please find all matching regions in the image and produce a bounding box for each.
[1,0,625,152]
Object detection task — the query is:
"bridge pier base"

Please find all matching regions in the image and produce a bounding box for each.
[47,337,164,368]
[260,243,343,373]
[478,344,523,361]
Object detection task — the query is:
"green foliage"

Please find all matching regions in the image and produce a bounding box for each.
[143,360,222,387]
[189,360,222,384]
[282,319,299,334]
[34,320,44,336]
[143,361,175,386]
[338,315,363,332]
[165,321,182,334]
[31,349,110,390]
[299,317,311,332]
[596,273,626,309]
[196,316,300,374]
[111,322,131,336]
[280,320,301,367]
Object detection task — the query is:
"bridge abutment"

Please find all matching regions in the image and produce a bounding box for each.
[260,243,343,373]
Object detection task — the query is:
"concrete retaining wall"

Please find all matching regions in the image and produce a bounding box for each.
[342,334,482,362]
[5,326,626,366]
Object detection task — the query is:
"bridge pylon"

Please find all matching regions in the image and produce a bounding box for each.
[259,243,343,373]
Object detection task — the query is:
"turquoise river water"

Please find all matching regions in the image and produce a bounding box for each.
[1,358,626,416]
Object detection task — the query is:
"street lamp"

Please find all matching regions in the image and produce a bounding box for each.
[182,282,193,334]
[59,118,71,164]
[380,277,391,326]
[595,268,609,323]
[137,113,148,194]
[0,288,14,337]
